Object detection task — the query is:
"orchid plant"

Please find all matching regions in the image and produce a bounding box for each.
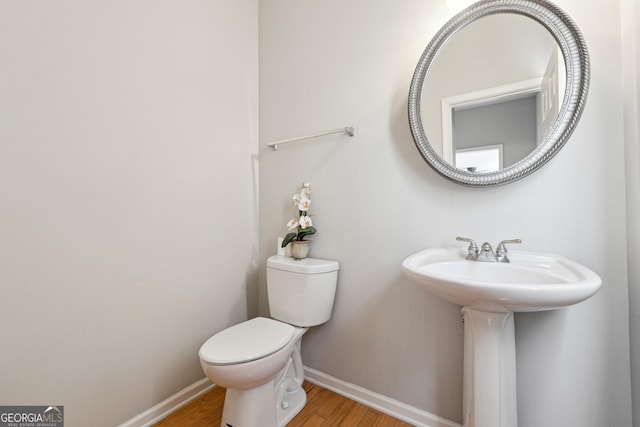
[281,182,316,248]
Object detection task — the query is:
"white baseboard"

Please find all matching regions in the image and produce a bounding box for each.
[119,369,461,427]
[303,366,462,427]
[118,377,215,427]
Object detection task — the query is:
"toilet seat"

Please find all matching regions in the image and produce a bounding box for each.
[199,317,294,366]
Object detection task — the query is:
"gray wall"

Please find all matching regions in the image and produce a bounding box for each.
[0,1,258,425]
[259,0,632,425]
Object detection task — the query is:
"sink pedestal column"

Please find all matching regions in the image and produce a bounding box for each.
[462,308,517,427]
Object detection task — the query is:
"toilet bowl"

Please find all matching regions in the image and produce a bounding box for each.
[200,317,307,426]
[198,255,339,427]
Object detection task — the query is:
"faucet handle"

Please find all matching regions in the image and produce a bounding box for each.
[456,237,478,260]
[496,239,522,263]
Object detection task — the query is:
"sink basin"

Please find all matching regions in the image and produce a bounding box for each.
[402,247,601,312]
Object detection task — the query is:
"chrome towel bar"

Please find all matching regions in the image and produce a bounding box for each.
[267,126,355,151]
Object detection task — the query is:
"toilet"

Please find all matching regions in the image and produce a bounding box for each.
[199,255,339,427]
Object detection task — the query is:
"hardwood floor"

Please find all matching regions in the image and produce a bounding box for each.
[153,381,414,426]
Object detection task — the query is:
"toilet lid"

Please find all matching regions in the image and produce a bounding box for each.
[199,317,295,365]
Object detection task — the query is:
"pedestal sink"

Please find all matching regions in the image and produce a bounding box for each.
[402,247,601,427]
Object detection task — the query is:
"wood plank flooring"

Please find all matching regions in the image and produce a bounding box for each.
[153,381,414,426]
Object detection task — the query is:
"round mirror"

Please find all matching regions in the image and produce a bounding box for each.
[408,0,589,186]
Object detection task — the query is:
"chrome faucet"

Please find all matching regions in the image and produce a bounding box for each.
[456,237,479,260]
[456,237,522,263]
[495,239,522,263]
[478,242,497,262]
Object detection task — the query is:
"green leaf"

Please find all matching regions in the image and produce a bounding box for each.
[282,233,297,247]
[297,226,316,240]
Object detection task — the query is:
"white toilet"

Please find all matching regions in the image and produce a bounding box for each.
[199,255,339,427]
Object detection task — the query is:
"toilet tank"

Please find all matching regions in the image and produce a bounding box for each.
[267,255,339,327]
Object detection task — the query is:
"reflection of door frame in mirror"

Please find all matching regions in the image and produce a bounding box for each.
[441,78,542,164]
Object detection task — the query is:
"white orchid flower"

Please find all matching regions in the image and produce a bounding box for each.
[299,215,313,228]
[292,193,301,206]
[286,218,299,230]
[297,197,311,212]
[300,183,311,199]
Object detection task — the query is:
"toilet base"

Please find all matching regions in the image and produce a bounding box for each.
[220,335,307,427]
[276,377,306,426]
[221,380,306,427]
[222,381,279,427]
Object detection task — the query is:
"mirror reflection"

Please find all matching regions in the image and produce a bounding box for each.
[421,13,565,172]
